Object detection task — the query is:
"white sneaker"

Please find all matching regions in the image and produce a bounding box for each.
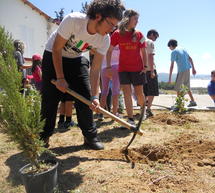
[115,113,122,118]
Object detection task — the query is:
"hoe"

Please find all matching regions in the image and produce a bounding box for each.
[52,80,145,152]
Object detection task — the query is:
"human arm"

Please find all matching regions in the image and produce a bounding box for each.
[21,64,32,69]
[52,34,68,92]
[168,61,174,83]
[148,53,156,78]
[105,45,114,78]
[37,66,42,80]
[14,51,30,69]
[189,56,196,75]
[140,47,148,73]
[90,51,104,111]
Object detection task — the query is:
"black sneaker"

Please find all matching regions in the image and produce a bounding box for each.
[187,101,197,107]
[98,114,104,121]
[146,109,153,118]
[57,122,65,130]
[127,118,135,127]
[64,120,75,129]
[84,137,104,150]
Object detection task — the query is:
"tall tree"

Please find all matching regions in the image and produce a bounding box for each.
[80,1,89,14]
[54,8,65,22]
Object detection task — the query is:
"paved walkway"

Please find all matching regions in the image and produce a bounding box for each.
[133,94,215,110]
[153,94,214,108]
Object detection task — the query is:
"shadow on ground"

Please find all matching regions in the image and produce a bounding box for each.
[5,150,84,193]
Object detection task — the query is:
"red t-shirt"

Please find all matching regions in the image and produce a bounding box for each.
[32,66,42,82]
[111,30,147,72]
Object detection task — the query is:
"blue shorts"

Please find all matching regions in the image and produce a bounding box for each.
[207,81,215,95]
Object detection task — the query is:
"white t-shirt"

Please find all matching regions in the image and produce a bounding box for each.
[145,38,156,71]
[45,12,110,58]
[101,45,120,69]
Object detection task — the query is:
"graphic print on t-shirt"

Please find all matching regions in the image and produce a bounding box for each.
[64,34,93,54]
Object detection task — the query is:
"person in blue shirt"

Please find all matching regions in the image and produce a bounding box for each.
[168,39,197,107]
[207,70,215,105]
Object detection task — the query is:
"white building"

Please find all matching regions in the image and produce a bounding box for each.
[0,0,58,61]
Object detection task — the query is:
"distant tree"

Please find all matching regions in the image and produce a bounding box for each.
[81,1,89,13]
[159,81,175,90]
[54,8,65,24]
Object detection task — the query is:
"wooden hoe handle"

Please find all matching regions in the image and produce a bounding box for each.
[51,80,143,135]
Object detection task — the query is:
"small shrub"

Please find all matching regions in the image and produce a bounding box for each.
[173,85,188,114]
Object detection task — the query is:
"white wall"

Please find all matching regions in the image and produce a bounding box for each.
[0,0,57,58]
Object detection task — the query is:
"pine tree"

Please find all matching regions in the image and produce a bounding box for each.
[0,26,46,169]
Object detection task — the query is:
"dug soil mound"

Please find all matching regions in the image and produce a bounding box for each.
[129,133,215,165]
[150,112,199,125]
[93,133,215,167]
[91,133,215,192]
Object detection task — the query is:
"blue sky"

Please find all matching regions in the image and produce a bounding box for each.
[29,0,215,75]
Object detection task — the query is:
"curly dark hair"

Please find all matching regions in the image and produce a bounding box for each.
[87,0,125,20]
[147,29,159,38]
[167,39,178,48]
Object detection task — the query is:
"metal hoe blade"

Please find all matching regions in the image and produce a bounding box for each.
[123,104,146,154]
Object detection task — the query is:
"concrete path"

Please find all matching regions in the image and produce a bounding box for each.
[133,94,215,110]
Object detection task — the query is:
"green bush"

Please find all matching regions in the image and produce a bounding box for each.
[159,81,175,90]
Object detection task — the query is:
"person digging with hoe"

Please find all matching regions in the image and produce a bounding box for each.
[40,0,125,150]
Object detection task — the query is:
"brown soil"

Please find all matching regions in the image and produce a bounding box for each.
[1,111,215,193]
[150,112,199,125]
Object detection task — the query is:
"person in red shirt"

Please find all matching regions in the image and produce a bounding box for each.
[32,54,42,92]
[106,9,147,126]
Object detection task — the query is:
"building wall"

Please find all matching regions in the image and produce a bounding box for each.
[0,0,57,58]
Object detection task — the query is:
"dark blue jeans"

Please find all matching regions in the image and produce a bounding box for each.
[40,51,97,140]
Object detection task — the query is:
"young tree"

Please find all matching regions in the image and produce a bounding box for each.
[0,26,46,169]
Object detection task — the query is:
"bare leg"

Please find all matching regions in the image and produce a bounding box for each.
[133,85,145,107]
[121,84,133,118]
[100,94,107,109]
[147,96,154,109]
[112,94,119,115]
[59,102,65,115]
[210,95,215,101]
[188,90,195,102]
[65,101,73,117]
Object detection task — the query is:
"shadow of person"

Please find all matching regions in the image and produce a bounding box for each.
[94,119,114,128]
[5,152,28,186]
[56,156,84,192]
[98,125,132,143]
[5,151,84,192]
[51,144,85,156]
[56,152,130,192]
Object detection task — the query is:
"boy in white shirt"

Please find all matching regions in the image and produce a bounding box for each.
[40,0,125,150]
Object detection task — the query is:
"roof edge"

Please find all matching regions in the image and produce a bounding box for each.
[20,0,54,22]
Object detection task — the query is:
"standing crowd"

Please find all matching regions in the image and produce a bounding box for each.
[13,0,215,150]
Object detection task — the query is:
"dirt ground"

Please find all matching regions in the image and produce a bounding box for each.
[0,110,215,193]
